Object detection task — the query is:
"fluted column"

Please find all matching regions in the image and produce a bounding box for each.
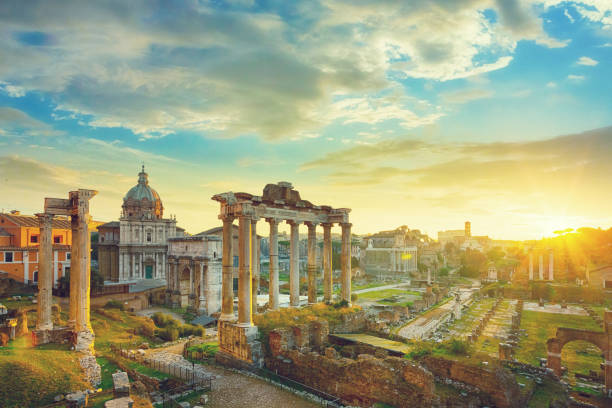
[341,223,352,304]
[549,251,554,281]
[267,218,279,310]
[251,219,259,314]
[528,251,533,280]
[306,222,318,304]
[69,215,80,328]
[70,189,96,340]
[220,216,235,321]
[199,262,206,313]
[288,220,300,307]
[36,213,53,330]
[539,254,544,280]
[237,216,252,327]
[322,223,332,303]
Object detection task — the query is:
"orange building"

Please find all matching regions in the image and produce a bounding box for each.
[0,211,72,285]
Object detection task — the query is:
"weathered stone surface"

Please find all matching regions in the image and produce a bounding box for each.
[79,353,102,386]
[217,320,262,367]
[65,391,88,407]
[112,371,130,398]
[104,397,134,408]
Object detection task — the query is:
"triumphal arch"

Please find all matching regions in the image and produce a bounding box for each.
[212,182,351,367]
[547,310,612,398]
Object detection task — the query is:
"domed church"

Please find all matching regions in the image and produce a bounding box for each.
[98,166,180,283]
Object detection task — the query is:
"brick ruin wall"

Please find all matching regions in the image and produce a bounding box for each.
[266,321,436,407]
[265,317,527,408]
[422,356,525,408]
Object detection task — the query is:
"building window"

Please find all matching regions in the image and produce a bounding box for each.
[100,236,105,242]
[4,252,13,263]
[66,252,71,261]
[30,235,39,243]
[147,232,152,242]
[54,236,62,244]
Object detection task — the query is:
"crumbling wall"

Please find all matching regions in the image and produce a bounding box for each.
[267,320,435,407]
[422,356,524,408]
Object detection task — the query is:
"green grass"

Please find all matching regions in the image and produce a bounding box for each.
[0,336,90,407]
[356,288,421,300]
[516,310,602,367]
[527,376,568,408]
[96,356,120,390]
[124,359,170,380]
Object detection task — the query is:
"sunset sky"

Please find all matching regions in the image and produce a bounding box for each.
[1,1,611,240]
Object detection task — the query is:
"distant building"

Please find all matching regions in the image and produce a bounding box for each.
[97,166,180,283]
[588,265,612,289]
[0,211,71,285]
[486,263,498,282]
[166,235,222,314]
[438,221,490,251]
[363,227,417,278]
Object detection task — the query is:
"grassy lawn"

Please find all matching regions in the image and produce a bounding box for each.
[357,288,421,300]
[516,309,604,384]
[124,359,171,380]
[0,336,90,407]
[96,356,121,390]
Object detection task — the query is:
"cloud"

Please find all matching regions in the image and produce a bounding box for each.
[0,0,582,141]
[567,74,585,81]
[440,88,494,104]
[0,107,63,137]
[576,56,598,66]
[546,81,557,88]
[0,155,79,189]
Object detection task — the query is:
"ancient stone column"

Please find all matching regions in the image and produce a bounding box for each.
[267,218,279,310]
[237,216,252,327]
[528,251,533,280]
[69,215,80,329]
[549,251,554,281]
[220,215,235,321]
[251,219,259,314]
[306,222,318,304]
[341,223,352,304]
[36,213,53,331]
[539,254,544,280]
[199,262,206,313]
[288,220,300,307]
[322,223,332,303]
[71,189,97,351]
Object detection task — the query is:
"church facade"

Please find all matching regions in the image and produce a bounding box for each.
[98,166,179,283]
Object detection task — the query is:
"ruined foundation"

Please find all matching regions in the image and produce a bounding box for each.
[216,320,263,369]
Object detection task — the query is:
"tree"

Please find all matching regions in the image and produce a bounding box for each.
[459,249,487,278]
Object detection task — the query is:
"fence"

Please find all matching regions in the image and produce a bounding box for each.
[119,348,212,388]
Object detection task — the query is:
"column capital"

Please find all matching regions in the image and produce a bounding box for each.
[341,222,352,229]
[35,212,54,221]
[219,214,235,223]
[286,219,301,226]
[265,217,280,225]
[321,222,333,229]
[304,221,319,228]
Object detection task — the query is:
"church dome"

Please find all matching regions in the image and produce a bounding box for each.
[122,166,164,219]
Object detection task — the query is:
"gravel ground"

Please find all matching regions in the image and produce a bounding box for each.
[204,365,319,408]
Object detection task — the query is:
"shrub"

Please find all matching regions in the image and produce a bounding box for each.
[446,339,469,355]
[178,324,204,337]
[151,312,180,328]
[333,300,350,309]
[350,293,358,302]
[156,327,179,342]
[104,300,124,311]
[137,320,156,338]
[407,343,433,359]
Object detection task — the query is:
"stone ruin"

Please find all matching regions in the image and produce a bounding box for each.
[30,189,101,386]
[212,182,352,368]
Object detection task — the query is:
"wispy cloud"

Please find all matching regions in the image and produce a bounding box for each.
[0,107,63,137]
[576,56,598,66]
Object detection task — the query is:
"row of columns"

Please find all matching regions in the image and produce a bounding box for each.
[36,190,95,338]
[528,251,554,281]
[220,215,352,327]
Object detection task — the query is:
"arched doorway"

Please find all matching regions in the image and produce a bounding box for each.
[179,267,191,307]
[547,319,611,398]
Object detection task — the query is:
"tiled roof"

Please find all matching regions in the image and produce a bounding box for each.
[98,221,120,229]
[0,213,71,229]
